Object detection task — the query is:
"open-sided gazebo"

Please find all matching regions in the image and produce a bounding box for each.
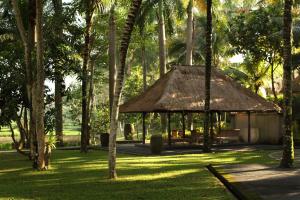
[120,65,281,146]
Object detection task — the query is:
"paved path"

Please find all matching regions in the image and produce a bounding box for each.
[218,155,300,200]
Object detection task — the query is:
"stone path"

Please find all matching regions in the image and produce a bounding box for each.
[217,155,300,200]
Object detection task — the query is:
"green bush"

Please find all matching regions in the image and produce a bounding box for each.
[150,135,163,154]
[0,143,12,150]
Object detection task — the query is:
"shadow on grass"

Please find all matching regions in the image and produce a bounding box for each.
[0,149,273,200]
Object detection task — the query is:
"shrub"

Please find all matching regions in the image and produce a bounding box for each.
[124,124,135,140]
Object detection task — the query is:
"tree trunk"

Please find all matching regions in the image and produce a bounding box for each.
[109,5,117,116]
[87,59,95,145]
[28,0,37,162]
[203,0,212,153]
[11,0,37,161]
[23,108,30,147]
[53,0,64,146]
[141,31,147,91]
[280,0,294,168]
[108,0,142,179]
[271,61,278,102]
[186,0,193,66]
[186,0,194,131]
[9,122,28,156]
[157,0,167,134]
[35,0,46,170]
[81,1,93,153]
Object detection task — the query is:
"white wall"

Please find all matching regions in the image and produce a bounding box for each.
[234,113,283,144]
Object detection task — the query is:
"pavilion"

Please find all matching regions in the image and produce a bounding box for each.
[119,65,281,146]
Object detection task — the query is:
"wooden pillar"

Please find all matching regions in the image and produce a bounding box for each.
[182,112,186,137]
[247,111,251,144]
[210,112,214,143]
[168,112,171,147]
[142,112,146,144]
[217,112,221,135]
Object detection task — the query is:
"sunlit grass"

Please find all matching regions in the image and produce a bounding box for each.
[0,149,274,200]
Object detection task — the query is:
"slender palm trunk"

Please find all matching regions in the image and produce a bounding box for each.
[270,61,278,102]
[203,0,212,153]
[53,0,64,146]
[186,0,194,131]
[109,5,117,116]
[28,0,37,162]
[35,0,46,170]
[280,0,294,168]
[157,0,167,134]
[87,59,95,144]
[109,0,142,179]
[186,0,193,65]
[81,1,93,153]
[141,31,147,91]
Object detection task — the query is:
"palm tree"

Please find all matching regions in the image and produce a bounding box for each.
[108,0,142,179]
[280,0,294,168]
[139,0,184,134]
[186,0,194,131]
[53,0,64,146]
[203,0,212,153]
[109,3,117,115]
[81,0,97,153]
[35,0,46,170]
[52,0,64,146]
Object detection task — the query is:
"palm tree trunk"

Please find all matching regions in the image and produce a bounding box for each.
[157,0,167,134]
[271,61,278,102]
[87,59,95,145]
[53,0,64,146]
[109,4,117,116]
[186,0,194,131]
[186,0,193,66]
[141,31,147,91]
[109,0,142,179]
[203,0,212,153]
[81,1,93,153]
[28,0,37,162]
[35,0,46,170]
[280,0,294,168]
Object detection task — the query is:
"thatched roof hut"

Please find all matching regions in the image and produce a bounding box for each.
[120,66,280,113]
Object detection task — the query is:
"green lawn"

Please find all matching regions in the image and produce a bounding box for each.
[0,149,274,200]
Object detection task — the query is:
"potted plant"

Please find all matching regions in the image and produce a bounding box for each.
[90,103,110,147]
[100,133,109,147]
[124,123,135,140]
[150,134,163,154]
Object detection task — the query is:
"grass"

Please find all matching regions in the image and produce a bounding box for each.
[0,149,274,200]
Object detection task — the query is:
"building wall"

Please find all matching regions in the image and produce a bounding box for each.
[234,113,283,144]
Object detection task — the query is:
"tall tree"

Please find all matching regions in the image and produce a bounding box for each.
[186,0,194,131]
[280,0,294,168]
[11,0,38,162]
[109,3,117,115]
[203,0,212,152]
[81,0,95,153]
[53,0,64,146]
[108,0,142,179]
[157,0,168,134]
[35,0,46,170]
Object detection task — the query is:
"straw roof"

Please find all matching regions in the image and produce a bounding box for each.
[120,66,281,113]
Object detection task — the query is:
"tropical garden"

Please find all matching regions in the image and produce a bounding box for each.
[0,0,298,199]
